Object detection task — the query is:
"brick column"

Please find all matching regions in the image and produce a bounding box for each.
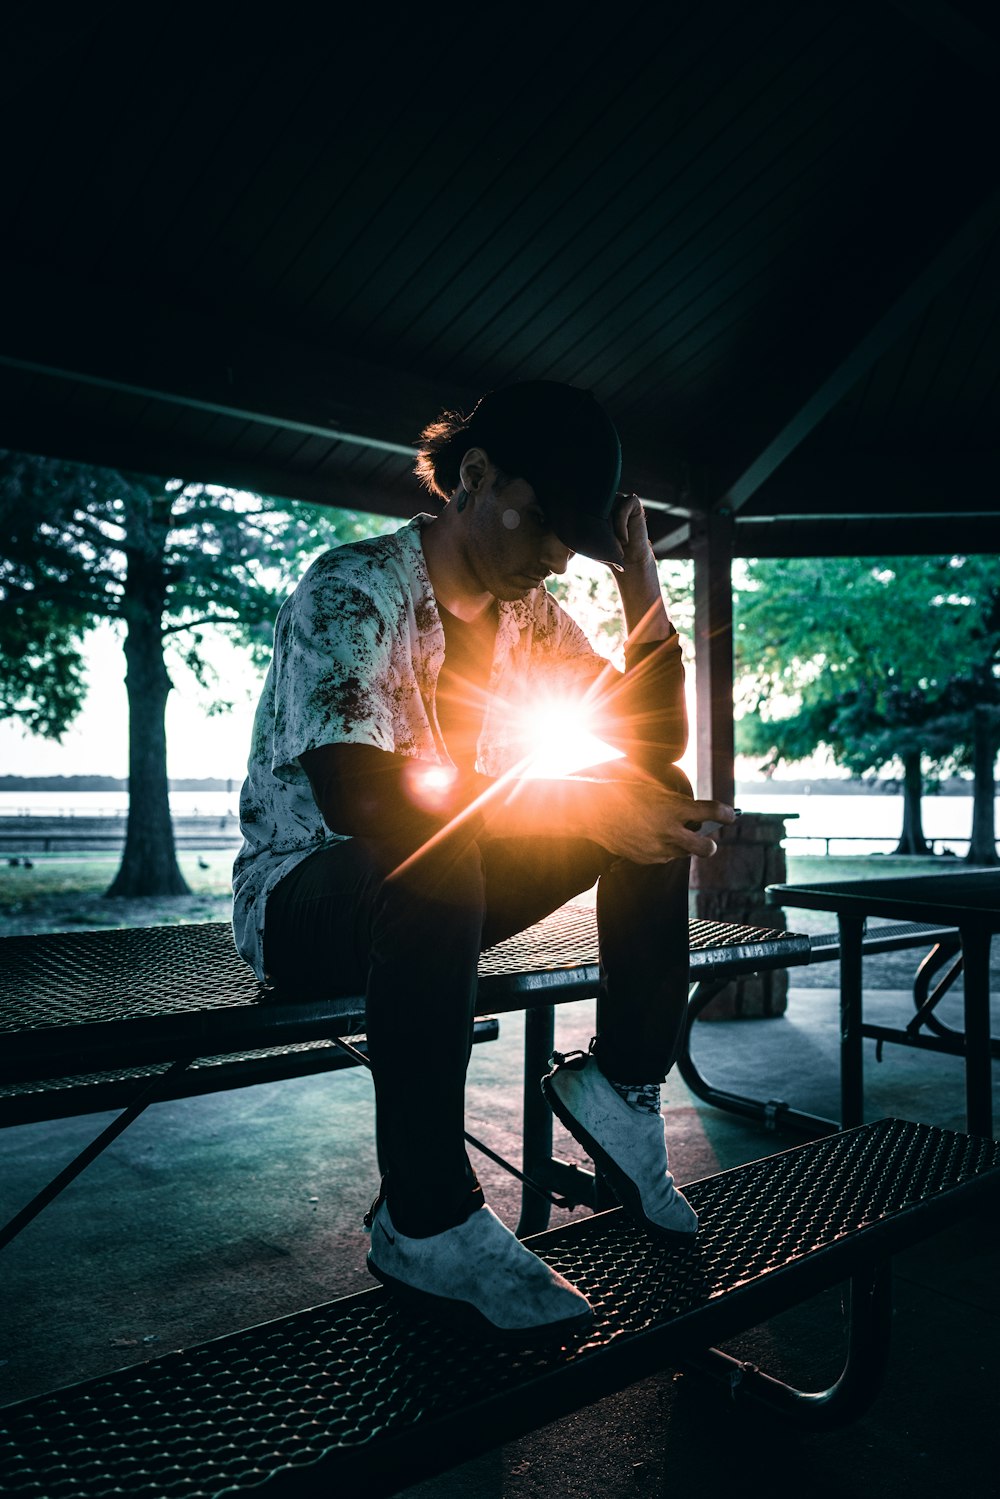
[689,811,791,1019]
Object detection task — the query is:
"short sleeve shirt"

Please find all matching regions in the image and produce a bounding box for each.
[231,514,633,978]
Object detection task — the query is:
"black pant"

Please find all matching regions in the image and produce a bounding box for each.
[263,776,691,1238]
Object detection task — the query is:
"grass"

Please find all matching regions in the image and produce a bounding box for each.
[0,845,977,937]
[0,848,237,935]
[784,853,965,884]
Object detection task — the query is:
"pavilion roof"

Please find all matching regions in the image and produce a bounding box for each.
[1,2,997,557]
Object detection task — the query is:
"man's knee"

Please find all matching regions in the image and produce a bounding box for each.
[655,762,693,799]
[377,835,486,923]
[591,757,693,800]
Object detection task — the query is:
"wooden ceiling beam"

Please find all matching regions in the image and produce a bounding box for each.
[730,514,1000,557]
[0,261,476,462]
[884,0,999,80]
[0,261,691,512]
[735,447,1000,522]
[0,400,422,519]
[653,180,1000,556]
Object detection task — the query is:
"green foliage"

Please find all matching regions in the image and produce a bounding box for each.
[547,558,693,663]
[734,555,1000,781]
[0,603,89,739]
[0,450,395,737]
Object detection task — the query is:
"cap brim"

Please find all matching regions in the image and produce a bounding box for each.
[548,507,624,567]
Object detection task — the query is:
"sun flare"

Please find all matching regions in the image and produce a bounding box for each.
[520,698,624,779]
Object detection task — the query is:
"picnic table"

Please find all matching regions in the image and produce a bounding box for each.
[0,908,812,1246]
[768,870,1000,1136]
[2,905,999,1494]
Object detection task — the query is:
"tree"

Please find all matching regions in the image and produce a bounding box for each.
[734,555,1000,862]
[0,450,393,896]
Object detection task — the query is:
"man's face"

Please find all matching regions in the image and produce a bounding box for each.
[464,474,574,602]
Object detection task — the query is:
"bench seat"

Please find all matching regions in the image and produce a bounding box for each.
[2,1119,998,1497]
[808,919,960,961]
[0,910,812,1246]
[0,1023,501,1127]
[0,913,812,1086]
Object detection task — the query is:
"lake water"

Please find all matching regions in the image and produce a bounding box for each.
[735,792,997,855]
[0,789,996,856]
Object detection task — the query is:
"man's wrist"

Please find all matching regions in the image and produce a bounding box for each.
[614,551,672,640]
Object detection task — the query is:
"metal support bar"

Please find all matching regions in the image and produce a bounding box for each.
[516,1006,615,1234]
[675,981,839,1137]
[839,915,866,1128]
[684,1260,893,1429]
[960,927,993,1138]
[329,1028,571,1228]
[539,1157,600,1210]
[518,1007,558,1236]
[909,940,999,1062]
[908,946,966,1037]
[862,1023,975,1058]
[0,1056,196,1252]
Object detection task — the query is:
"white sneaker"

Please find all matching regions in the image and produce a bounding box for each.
[542,1050,698,1242]
[366,1199,593,1340]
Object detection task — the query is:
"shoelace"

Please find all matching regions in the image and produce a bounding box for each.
[548,1048,589,1070]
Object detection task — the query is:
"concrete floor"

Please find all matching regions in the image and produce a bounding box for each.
[1,968,998,1498]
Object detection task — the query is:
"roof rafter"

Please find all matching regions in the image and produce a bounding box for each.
[885,0,1000,80]
[653,178,1000,556]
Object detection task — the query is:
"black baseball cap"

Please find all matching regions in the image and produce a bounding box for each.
[464,381,624,566]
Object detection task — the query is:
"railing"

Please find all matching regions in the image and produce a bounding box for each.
[0,822,980,859]
[783,834,972,857]
[0,815,241,854]
[1,832,242,852]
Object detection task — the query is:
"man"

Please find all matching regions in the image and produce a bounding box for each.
[233,381,734,1340]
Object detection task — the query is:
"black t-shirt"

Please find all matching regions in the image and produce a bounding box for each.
[436,600,499,774]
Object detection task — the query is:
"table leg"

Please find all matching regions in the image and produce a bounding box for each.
[961,926,993,1138]
[840,915,866,1129]
[518,1006,555,1236]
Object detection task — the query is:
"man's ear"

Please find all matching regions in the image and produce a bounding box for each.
[458,447,491,497]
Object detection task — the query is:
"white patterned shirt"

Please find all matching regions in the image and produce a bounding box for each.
[232,514,683,978]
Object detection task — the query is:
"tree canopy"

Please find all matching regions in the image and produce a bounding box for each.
[0,450,394,894]
[734,554,1000,859]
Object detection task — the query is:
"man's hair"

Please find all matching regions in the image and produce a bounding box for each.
[414,410,512,500]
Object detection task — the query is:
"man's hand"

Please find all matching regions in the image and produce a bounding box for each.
[608,492,674,643]
[611,492,654,570]
[584,778,736,863]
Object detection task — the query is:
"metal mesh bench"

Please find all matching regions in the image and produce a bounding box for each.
[2,1119,998,1497]
[0,909,812,1246]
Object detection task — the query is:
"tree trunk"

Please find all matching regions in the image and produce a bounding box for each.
[965,706,999,865]
[892,750,930,855]
[105,513,189,898]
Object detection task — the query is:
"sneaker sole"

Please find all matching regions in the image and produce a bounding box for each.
[541,1074,698,1245]
[366,1253,594,1345]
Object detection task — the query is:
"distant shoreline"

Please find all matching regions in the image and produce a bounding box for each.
[0,776,239,792]
[0,774,977,796]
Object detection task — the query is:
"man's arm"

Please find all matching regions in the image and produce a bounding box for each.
[611,492,674,644]
[574,493,687,768]
[300,742,733,867]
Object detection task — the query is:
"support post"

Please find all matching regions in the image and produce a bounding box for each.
[691,504,736,807]
[690,505,789,1016]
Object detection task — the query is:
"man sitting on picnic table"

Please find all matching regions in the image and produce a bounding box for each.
[233,381,734,1339]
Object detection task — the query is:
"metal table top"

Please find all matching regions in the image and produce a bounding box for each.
[769,870,1000,928]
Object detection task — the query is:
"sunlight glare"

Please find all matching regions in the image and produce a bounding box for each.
[405,762,459,810]
[520,698,624,779]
